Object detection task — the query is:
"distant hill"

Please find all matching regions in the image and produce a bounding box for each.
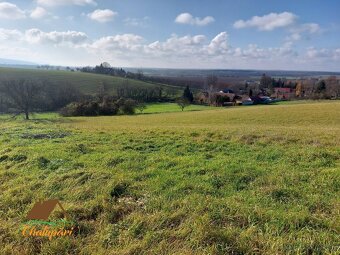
[126,67,340,78]
[0,67,181,96]
[0,58,38,66]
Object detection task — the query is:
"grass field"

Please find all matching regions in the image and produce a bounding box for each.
[142,103,214,114]
[0,101,339,254]
[0,67,181,95]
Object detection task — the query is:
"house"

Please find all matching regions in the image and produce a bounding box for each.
[216,89,241,106]
[249,95,273,104]
[273,87,295,99]
[219,88,234,94]
[196,91,209,104]
[241,95,254,105]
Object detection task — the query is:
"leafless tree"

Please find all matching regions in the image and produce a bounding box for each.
[206,75,218,105]
[176,97,190,111]
[136,101,147,113]
[0,79,42,120]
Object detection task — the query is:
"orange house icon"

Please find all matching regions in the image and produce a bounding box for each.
[26,199,68,220]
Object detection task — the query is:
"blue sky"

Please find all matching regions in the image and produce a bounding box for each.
[0,0,339,71]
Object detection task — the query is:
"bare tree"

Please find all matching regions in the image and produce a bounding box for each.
[136,101,147,113]
[137,69,144,80]
[260,73,272,89]
[206,74,218,88]
[326,76,340,98]
[0,79,42,120]
[97,81,110,102]
[176,97,190,111]
[206,75,218,105]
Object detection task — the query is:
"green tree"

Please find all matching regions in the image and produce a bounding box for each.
[260,73,272,89]
[183,86,194,103]
[316,80,326,93]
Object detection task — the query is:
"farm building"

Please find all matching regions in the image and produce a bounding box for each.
[196,89,242,106]
[272,87,295,99]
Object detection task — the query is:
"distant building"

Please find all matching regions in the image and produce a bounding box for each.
[273,87,295,99]
[219,88,234,94]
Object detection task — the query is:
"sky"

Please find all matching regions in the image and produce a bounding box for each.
[0,0,339,71]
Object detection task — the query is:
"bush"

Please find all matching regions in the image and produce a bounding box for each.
[116,98,137,115]
[60,102,99,116]
[99,101,119,116]
[83,101,100,116]
[60,102,84,117]
[60,98,137,117]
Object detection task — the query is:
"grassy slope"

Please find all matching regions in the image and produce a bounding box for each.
[143,103,214,114]
[0,67,180,95]
[0,101,339,255]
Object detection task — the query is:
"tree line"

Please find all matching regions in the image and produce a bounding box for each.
[0,76,195,119]
[259,73,340,99]
[0,79,81,119]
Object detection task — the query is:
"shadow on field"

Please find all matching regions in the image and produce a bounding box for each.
[0,114,75,124]
[140,109,203,115]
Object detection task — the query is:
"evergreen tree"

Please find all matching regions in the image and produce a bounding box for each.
[183,86,194,103]
[316,80,326,93]
[249,89,253,97]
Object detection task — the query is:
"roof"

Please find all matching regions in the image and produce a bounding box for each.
[274,87,291,93]
[220,89,234,93]
[26,199,66,220]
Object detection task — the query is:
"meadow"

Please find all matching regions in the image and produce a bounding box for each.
[0,101,339,254]
[142,103,214,114]
[0,67,180,95]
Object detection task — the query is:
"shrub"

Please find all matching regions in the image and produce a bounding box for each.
[60,101,100,116]
[82,101,100,116]
[60,98,137,116]
[116,98,137,115]
[60,102,84,117]
[99,101,119,116]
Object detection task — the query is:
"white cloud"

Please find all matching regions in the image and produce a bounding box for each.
[87,9,117,23]
[36,0,97,7]
[124,16,149,27]
[0,28,23,41]
[0,45,37,60]
[25,29,88,45]
[234,12,297,31]
[287,23,321,41]
[0,27,339,71]
[0,2,25,19]
[175,12,215,26]
[30,7,48,19]
[301,23,321,34]
[233,44,296,59]
[305,47,339,59]
[89,34,144,52]
[144,34,207,58]
[206,32,228,54]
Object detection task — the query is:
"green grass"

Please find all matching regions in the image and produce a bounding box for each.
[0,101,339,255]
[0,67,181,95]
[143,103,214,114]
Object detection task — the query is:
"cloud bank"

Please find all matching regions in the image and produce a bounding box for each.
[175,13,215,26]
[87,9,118,23]
[234,12,297,31]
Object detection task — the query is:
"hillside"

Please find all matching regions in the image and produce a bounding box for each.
[0,67,181,96]
[0,101,339,254]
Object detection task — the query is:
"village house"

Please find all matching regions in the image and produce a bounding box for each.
[272,87,295,100]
